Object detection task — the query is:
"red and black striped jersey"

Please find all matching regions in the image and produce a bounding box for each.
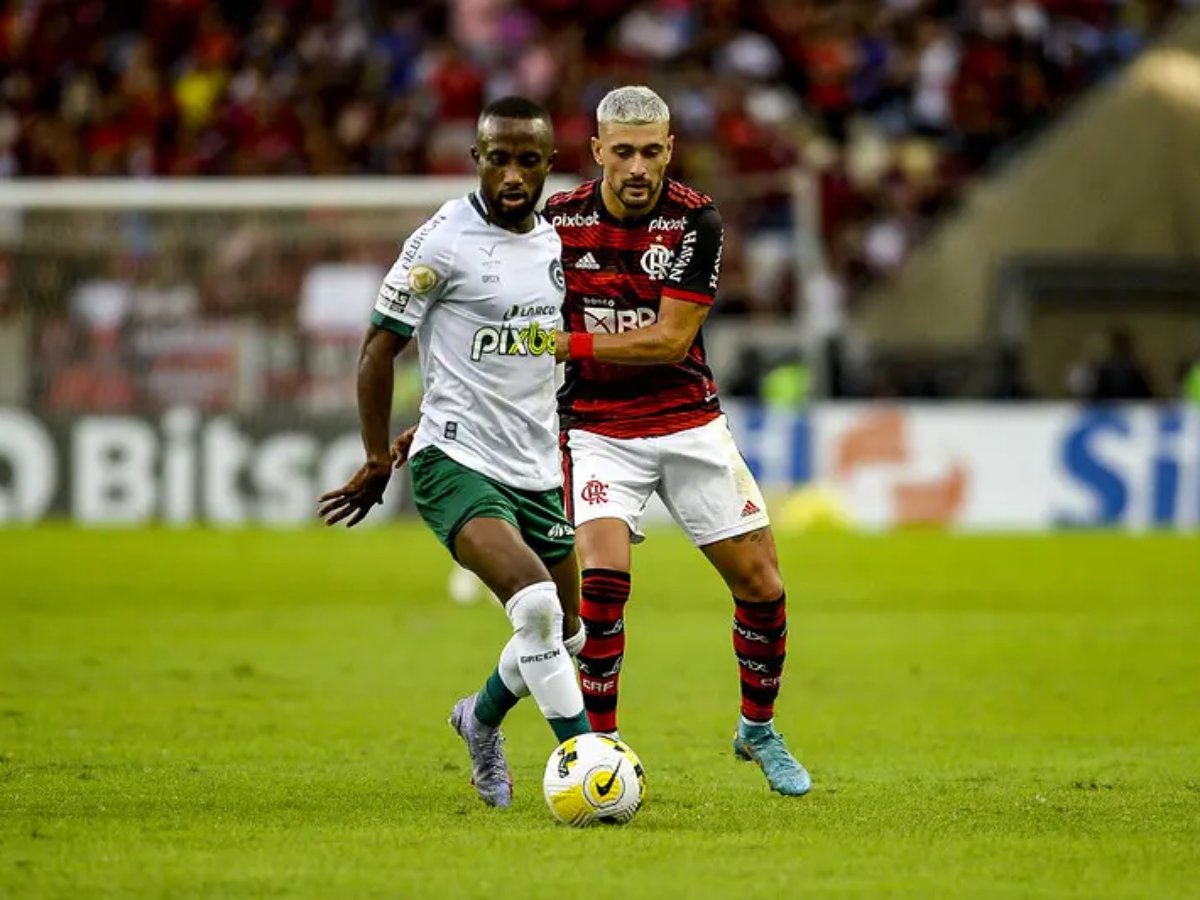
[546,178,723,439]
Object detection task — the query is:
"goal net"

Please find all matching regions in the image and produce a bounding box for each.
[0,176,580,416]
[0,176,577,524]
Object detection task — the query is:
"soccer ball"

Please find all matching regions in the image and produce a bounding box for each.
[447,565,484,605]
[543,733,646,827]
[446,565,500,607]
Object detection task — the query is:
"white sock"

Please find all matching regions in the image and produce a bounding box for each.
[498,608,585,701]
[564,620,586,658]
[498,637,530,699]
[506,582,585,721]
[741,715,773,730]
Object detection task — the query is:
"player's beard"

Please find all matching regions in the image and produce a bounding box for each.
[618,178,657,211]
[489,186,542,226]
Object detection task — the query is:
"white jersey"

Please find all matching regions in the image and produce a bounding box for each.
[372,193,565,491]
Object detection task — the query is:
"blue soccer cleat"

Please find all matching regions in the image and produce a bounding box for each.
[732,720,812,797]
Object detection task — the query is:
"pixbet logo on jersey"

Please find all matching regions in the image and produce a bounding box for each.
[649,216,686,231]
[551,212,599,228]
[470,320,556,361]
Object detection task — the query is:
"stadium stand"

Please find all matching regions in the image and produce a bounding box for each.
[0,0,1189,408]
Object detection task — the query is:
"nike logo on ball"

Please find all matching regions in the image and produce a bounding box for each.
[596,762,621,797]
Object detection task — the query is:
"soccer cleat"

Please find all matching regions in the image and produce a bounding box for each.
[732,721,812,797]
[449,695,513,808]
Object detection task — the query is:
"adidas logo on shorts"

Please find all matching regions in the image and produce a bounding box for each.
[574,252,600,270]
[740,500,761,518]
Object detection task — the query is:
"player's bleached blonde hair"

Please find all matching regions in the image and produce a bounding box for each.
[596,86,670,127]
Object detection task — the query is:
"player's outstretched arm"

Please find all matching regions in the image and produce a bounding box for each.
[318,325,410,527]
[555,296,709,366]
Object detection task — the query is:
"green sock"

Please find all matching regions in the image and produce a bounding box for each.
[474,669,519,728]
[548,710,592,743]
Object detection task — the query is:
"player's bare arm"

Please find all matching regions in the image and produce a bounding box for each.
[555,294,708,365]
[317,324,409,527]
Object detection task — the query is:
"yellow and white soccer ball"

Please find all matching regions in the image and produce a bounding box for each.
[543,733,646,827]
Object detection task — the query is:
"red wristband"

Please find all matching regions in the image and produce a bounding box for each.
[569,331,595,360]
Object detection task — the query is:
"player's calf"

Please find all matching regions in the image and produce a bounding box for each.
[491,617,583,701]
[726,579,810,797]
[702,527,790,720]
[730,596,810,799]
[577,568,631,735]
[717,541,784,604]
[506,582,591,742]
[732,594,787,723]
[728,591,810,797]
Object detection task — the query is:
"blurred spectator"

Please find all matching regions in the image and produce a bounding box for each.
[1088,328,1155,401]
[1067,330,1109,399]
[1179,343,1200,404]
[726,346,771,400]
[47,330,136,412]
[70,256,136,333]
[298,246,384,334]
[987,346,1035,400]
[2,0,1188,410]
[6,2,1172,189]
[761,350,812,409]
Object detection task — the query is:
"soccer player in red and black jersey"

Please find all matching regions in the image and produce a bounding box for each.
[546,86,810,796]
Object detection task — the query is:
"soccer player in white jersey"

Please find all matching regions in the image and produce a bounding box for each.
[318,97,591,809]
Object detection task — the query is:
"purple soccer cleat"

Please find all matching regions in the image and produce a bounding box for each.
[449,695,513,808]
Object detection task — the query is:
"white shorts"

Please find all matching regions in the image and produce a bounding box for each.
[562,415,770,546]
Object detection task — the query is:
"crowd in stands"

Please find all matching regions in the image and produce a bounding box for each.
[0,0,1192,409]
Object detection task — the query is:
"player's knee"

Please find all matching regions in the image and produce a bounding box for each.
[506,582,563,643]
[728,559,784,604]
[576,520,633,572]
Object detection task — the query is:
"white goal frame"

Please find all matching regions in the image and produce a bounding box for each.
[0,176,583,211]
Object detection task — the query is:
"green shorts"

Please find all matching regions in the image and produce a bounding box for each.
[409,446,575,564]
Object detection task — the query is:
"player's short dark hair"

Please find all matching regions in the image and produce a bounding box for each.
[478,96,552,129]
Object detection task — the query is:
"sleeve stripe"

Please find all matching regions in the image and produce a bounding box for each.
[661,287,714,306]
[370,310,415,338]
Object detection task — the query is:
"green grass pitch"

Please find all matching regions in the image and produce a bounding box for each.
[2,526,1199,898]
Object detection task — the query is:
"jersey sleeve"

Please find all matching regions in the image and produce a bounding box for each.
[662,205,723,306]
[370,211,456,338]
